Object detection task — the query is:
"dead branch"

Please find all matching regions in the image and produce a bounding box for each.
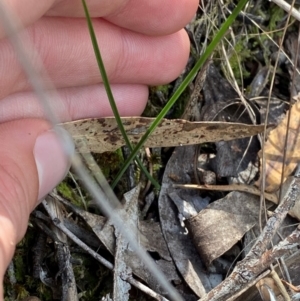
[198,176,300,301]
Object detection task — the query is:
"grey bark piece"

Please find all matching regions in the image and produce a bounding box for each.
[114,231,131,301]
[119,187,179,295]
[43,197,78,301]
[113,187,140,301]
[158,145,217,298]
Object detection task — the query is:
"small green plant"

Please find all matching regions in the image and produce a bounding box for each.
[81,0,251,188]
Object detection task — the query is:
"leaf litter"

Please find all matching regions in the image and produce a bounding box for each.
[10,2,300,301]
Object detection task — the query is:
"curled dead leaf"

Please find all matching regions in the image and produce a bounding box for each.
[256,95,300,192]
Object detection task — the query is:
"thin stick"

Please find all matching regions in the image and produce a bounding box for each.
[173,183,278,203]
[198,175,300,301]
[270,270,290,301]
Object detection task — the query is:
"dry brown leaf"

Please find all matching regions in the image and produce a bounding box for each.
[61,117,266,153]
[185,191,261,267]
[256,277,281,301]
[256,97,300,192]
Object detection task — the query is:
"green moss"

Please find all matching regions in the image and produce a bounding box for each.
[57,180,88,209]
[269,4,286,32]
[36,283,52,301]
[4,228,52,301]
[155,84,171,94]
[14,250,25,282]
[227,39,252,83]
[150,152,162,175]
[15,284,29,300]
[143,85,171,117]
[57,181,75,201]
[72,254,112,301]
[94,149,124,181]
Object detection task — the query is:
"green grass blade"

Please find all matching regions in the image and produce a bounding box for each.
[82,0,160,190]
[112,0,250,188]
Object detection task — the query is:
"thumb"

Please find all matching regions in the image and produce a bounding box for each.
[0,119,72,297]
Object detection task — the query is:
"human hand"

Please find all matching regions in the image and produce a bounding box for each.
[0,0,198,297]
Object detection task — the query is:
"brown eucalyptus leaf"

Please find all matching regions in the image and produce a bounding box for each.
[256,97,300,193]
[61,117,266,153]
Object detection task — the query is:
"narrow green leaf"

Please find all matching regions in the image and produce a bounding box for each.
[112,0,250,187]
[82,0,160,190]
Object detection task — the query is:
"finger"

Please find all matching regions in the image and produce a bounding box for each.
[48,0,199,35]
[0,84,148,123]
[0,0,198,38]
[0,0,55,39]
[0,18,190,99]
[0,119,72,288]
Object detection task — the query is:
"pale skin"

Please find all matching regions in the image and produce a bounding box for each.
[0,0,198,298]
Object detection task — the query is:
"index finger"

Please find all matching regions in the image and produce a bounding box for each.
[47,0,199,35]
[0,0,198,39]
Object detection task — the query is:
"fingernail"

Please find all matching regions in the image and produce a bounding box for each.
[34,127,75,200]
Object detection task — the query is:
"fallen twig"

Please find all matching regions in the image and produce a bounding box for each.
[173,183,278,203]
[198,175,300,301]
